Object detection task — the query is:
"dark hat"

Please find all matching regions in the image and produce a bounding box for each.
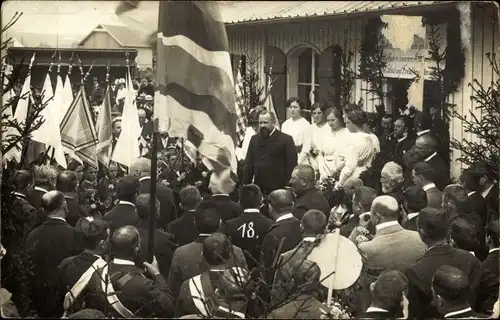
[404,186,427,212]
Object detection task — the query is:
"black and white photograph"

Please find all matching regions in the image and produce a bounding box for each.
[1,0,499,318]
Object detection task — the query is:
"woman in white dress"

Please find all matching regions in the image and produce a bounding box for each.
[335,108,379,189]
[317,107,350,182]
[281,97,311,165]
[303,103,332,173]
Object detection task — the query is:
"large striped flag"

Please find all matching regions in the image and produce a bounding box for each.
[60,86,98,169]
[96,84,113,166]
[153,1,238,191]
[234,63,247,147]
[31,73,67,168]
[111,68,141,168]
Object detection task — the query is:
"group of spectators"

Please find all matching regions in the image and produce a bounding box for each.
[1,98,499,319]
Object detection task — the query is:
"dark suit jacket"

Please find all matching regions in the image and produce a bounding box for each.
[424,185,442,209]
[268,294,325,319]
[166,210,199,247]
[222,209,274,270]
[103,202,139,234]
[243,130,297,195]
[477,249,500,313]
[140,177,177,230]
[210,194,241,222]
[9,193,38,248]
[87,262,175,318]
[140,121,153,140]
[292,187,330,221]
[483,184,499,222]
[403,213,419,232]
[28,184,52,226]
[424,153,451,191]
[464,192,488,226]
[58,250,100,294]
[167,235,248,297]
[64,194,90,227]
[394,135,415,168]
[136,220,178,278]
[25,217,84,317]
[405,244,481,319]
[260,216,302,272]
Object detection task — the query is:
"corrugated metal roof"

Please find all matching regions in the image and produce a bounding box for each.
[222,1,451,24]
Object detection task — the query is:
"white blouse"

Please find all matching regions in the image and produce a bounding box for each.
[282,117,311,164]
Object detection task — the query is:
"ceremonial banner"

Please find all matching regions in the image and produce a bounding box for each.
[96,85,113,166]
[53,74,65,124]
[262,74,280,130]
[154,1,238,189]
[31,73,67,168]
[234,64,247,147]
[111,68,140,168]
[3,62,31,163]
[60,86,97,168]
[60,74,74,124]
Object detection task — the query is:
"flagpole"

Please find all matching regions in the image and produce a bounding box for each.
[148,50,158,262]
[18,53,36,169]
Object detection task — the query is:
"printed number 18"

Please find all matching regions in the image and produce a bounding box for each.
[237,222,255,238]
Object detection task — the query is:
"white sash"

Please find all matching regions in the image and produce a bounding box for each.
[63,257,107,313]
[188,267,246,319]
[100,265,134,318]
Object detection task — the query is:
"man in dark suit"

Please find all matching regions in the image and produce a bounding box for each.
[57,219,109,314]
[432,265,490,319]
[103,176,140,234]
[461,168,489,227]
[10,170,38,238]
[415,134,451,191]
[167,200,248,297]
[475,162,499,222]
[402,186,427,231]
[86,226,175,318]
[167,186,201,246]
[243,110,297,195]
[56,171,91,227]
[260,189,302,278]
[176,233,248,318]
[208,175,241,222]
[222,184,273,270]
[393,117,415,170]
[482,220,499,278]
[134,194,177,278]
[363,270,409,319]
[25,191,84,318]
[138,108,153,141]
[130,158,177,230]
[338,186,377,238]
[412,161,442,209]
[289,165,329,221]
[28,164,58,226]
[377,114,396,161]
[405,208,483,319]
[110,117,122,156]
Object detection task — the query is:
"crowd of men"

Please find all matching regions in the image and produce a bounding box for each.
[1,100,499,319]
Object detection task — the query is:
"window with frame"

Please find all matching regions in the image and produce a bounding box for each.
[297,48,320,112]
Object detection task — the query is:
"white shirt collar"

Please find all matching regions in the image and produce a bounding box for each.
[469,251,476,257]
[489,248,500,254]
[467,191,476,197]
[417,129,430,136]
[34,186,49,193]
[199,233,211,237]
[50,216,67,222]
[270,128,276,136]
[12,192,27,199]
[422,183,436,191]
[407,212,419,220]
[302,237,316,242]
[481,184,495,198]
[244,208,260,213]
[444,307,472,318]
[112,258,136,266]
[276,213,294,223]
[212,194,229,197]
[424,151,437,162]
[366,306,389,313]
[139,176,151,182]
[119,200,135,207]
[376,220,400,232]
[397,134,408,143]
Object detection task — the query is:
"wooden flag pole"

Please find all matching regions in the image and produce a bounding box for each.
[148,118,159,263]
[18,53,36,170]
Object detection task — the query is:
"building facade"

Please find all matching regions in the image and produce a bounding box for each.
[224,1,499,178]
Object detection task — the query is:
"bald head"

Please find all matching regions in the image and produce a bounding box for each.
[301,209,327,235]
[371,195,400,222]
[129,157,151,177]
[269,189,294,216]
[135,193,160,220]
[415,134,437,151]
[110,226,140,259]
[56,170,78,193]
[290,165,316,194]
[42,190,66,217]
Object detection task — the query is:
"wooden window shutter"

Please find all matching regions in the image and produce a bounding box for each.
[265,46,287,123]
[318,46,341,107]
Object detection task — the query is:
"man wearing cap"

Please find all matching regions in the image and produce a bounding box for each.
[58,219,110,315]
